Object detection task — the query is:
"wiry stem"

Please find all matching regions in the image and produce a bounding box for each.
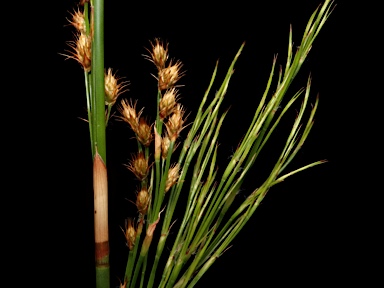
[91,0,109,287]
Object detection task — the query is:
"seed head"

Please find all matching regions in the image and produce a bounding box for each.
[159,88,179,120]
[158,60,184,91]
[104,68,129,106]
[161,134,179,160]
[136,188,150,216]
[68,8,86,34]
[63,32,92,72]
[161,134,171,160]
[165,163,180,193]
[136,117,153,147]
[118,99,142,133]
[144,38,169,71]
[165,104,186,142]
[126,152,149,181]
[122,218,136,250]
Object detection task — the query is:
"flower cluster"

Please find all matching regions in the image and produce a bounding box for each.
[64,6,127,113]
[118,99,153,147]
[104,68,129,106]
[117,39,185,257]
[145,38,185,91]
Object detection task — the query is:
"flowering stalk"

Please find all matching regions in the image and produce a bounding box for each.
[87,0,112,287]
[63,0,129,286]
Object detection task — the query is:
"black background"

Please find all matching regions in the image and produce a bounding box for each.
[29,0,365,287]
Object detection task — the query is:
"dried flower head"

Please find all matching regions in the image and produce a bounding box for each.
[126,152,149,181]
[159,88,179,120]
[158,60,184,91]
[136,188,150,216]
[144,38,169,71]
[104,68,129,106]
[165,163,180,193]
[118,99,142,133]
[136,117,153,147]
[161,134,171,159]
[122,218,136,250]
[68,8,86,34]
[161,133,179,159]
[165,104,186,142]
[63,32,92,72]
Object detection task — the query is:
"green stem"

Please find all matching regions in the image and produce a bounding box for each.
[140,255,148,288]
[130,253,145,288]
[146,234,166,288]
[91,0,106,160]
[106,104,112,126]
[91,0,109,287]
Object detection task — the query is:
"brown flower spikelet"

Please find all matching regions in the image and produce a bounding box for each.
[159,88,179,120]
[161,134,171,160]
[127,152,149,181]
[165,163,180,193]
[104,68,129,106]
[64,32,92,72]
[158,60,184,91]
[136,188,150,215]
[144,38,168,70]
[165,104,185,142]
[118,99,142,133]
[122,218,136,250]
[136,118,153,147]
[161,133,179,160]
[68,8,86,33]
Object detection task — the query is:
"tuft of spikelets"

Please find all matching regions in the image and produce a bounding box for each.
[136,188,150,216]
[122,218,136,250]
[104,68,129,106]
[118,99,143,134]
[63,32,92,72]
[158,61,184,91]
[68,8,87,34]
[144,38,169,71]
[165,163,180,193]
[126,152,149,181]
[165,104,186,142]
[159,88,179,120]
[62,6,92,72]
[161,134,171,159]
[160,133,179,160]
[144,39,185,90]
[136,117,153,147]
